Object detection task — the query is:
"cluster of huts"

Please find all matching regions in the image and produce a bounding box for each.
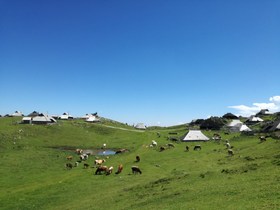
[1,111,101,125]
[1,109,280,134]
[186,109,280,140]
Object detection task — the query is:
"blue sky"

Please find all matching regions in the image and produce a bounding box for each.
[1,0,280,126]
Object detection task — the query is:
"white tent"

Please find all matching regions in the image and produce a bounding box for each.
[59,112,73,120]
[246,116,263,124]
[135,123,146,130]
[32,114,57,124]
[81,114,90,119]
[228,119,242,127]
[250,116,263,122]
[276,122,280,130]
[239,124,252,132]
[182,130,209,141]
[86,115,100,122]
[22,117,32,124]
[11,111,24,117]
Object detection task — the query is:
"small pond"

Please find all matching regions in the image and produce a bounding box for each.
[49,146,118,156]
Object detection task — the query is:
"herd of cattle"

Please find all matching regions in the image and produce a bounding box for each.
[65,148,142,175]
[65,135,268,175]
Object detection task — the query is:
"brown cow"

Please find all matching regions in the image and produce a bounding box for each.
[95,166,108,175]
[66,155,73,161]
[115,164,123,174]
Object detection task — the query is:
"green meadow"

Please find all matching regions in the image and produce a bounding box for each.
[0,117,280,210]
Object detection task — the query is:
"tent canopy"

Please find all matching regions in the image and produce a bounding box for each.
[135,123,146,130]
[182,130,209,141]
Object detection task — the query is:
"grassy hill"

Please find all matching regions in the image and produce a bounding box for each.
[0,117,280,209]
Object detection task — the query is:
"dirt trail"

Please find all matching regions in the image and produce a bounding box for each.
[100,125,145,132]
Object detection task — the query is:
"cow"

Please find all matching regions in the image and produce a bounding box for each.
[84,163,89,169]
[106,166,114,175]
[95,166,108,175]
[66,155,73,161]
[94,159,106,166]
[76,149,83,155]
[131,166,142,174]
[151,140,157,147]
[115,164,123,174]
[167,143,175,148]
[228,149,234,156]
[225,142,231,149]
[65,163,73,169]
[115,149,127,154]
[136,155,140,162]
[160,146,166,152]
[259,136,266,143]
[80,154,89,161]
[193,145,201,151]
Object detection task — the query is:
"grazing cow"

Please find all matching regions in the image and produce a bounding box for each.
[66,155,73,161]
[225,142,231,149]
[167,143,175,148]
[106,166,114,175]
[131,166,142,174]
[80,154,88,161]
[228,149,234,156]
[136,155,140,162]
[151,140,157,147]
[115,149,127,154]
[259,136,266,143]
[95,166,108,175]
[160,146,165,152]
[65,163,73,169]
[185,146,189,152]
[193,145,201,151]
[76,149,83,155]
[94,159,106,166]
[212,133,221,140]
[115,164,123,174]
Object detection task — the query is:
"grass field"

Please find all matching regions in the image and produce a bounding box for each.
[0,117,280,210]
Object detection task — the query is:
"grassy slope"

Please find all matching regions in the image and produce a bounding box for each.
[0,117,280,210]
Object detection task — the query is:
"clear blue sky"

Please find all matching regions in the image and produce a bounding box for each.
[1,0,280,126]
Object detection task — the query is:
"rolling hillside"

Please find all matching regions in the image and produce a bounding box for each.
[0,117,280,210]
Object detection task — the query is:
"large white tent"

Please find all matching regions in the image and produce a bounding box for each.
[32,114,57,124]
[228,119,242,127]
[135,123,146,130]
[182,130,209,141]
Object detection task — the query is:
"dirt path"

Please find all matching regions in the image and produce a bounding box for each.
[100,125,145,132]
